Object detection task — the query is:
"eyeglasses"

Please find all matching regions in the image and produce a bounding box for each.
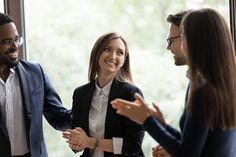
[0,36,24,47]
[167,35,180,47]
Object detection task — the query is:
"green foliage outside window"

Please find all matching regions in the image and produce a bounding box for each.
[25,0,228,156]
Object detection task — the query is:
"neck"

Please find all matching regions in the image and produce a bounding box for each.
[97,74,114,88]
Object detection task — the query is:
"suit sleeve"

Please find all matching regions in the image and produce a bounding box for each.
[165,124,182,140]
[38,64,72,131]
[143,87,209,157]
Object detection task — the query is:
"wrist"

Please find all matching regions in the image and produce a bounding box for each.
[94,138,99,149]
[88,137,99,149]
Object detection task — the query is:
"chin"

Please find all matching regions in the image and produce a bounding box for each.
[8,60,19,68]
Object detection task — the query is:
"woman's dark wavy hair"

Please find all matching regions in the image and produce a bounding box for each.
[182,8,236,129]
[88,32,132,82]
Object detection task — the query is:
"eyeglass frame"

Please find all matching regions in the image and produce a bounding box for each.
[167,35,180,47]
[0,36,24,47]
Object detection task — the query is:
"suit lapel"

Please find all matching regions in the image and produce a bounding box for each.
[15,62,32,129]
[104,80,119,138]
[83,81,95,134]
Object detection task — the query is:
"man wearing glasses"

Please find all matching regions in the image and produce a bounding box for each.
[0,13,71,157]
[152,11,189,157]
[166,11,188,66]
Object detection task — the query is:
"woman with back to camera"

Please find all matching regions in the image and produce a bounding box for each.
[63,32,145,157]
[112,8,236,157]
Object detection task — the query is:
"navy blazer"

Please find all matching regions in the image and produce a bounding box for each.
[72,79,145,157]
[143,85,236,157]
[0,60,71,157]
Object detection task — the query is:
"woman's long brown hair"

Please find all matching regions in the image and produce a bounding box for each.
[182,8,236,129]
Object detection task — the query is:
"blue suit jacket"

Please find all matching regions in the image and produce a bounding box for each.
[72,79,145,157]
[0,60,71,157]
[143,85,236,157]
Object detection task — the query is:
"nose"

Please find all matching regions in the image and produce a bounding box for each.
[11,41,18,49]
[110,51,117,59]
[167,44,171,50]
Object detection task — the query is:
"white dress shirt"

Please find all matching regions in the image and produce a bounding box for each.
[0,68,29,155]
[89,80,123,157]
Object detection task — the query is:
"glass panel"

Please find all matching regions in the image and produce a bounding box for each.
[0,0,4,12]
[25,0,229,156]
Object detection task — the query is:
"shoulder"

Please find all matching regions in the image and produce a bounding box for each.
[112,80,143,98]
[18,59,43,72]
[192,84,205,104]
[192,85,204,99]
[73,81,95,95]
[190,84,206,117]
[113,80,141,92]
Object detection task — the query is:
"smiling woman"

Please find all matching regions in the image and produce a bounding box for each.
[63,32,145,157]
[2,0,231,156]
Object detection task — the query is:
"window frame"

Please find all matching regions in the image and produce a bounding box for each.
[4,0,27,59]
[230,0,236,49]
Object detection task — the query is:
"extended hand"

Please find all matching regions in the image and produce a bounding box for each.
[111,93,151,124]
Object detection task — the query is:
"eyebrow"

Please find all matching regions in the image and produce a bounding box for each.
[1,35,20,41]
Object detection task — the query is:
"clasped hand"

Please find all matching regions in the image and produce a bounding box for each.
[63,127,88,151]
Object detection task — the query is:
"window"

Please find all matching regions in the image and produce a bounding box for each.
[0,0,4,12]
[6,0,231,156]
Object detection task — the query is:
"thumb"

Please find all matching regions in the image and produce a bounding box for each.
[134,93,146,106]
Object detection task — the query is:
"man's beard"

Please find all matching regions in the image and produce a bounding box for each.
[0,49,20,68]
[0,57,19,68]
[7,59,19,68]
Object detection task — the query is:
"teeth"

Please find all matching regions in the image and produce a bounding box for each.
[8,52,18,58]
[105,61,116,64]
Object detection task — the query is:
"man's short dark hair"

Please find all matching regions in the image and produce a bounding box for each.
[0,12,14,26]
[167,11,188,26]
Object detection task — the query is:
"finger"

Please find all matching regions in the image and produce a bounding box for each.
[62,132,71,139]
[65,129,78,136]
[134,93,151,113]
[71,144,82,151]
[134,93,146,106]
[152,152,158,157]
[65,134,80,143]
[116,109,128,117]
[152,146,159,152]
[75,127,82,131]
[152,102,162,113]
[111,99,133,109]
[69,129,81,135]
[66,129,74,132]
[67,139,76,145]
[75,127,86,134]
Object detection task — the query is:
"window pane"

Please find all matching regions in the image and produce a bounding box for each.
[25,0,229,156]
[0,0,4,12]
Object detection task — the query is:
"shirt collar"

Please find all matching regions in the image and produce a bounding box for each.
[95,79,113,96]
[10,68,16,74]
[186,69,191,80]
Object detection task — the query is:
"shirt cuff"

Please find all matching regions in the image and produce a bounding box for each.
[112,137,123,154]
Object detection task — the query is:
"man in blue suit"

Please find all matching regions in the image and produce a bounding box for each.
[0,13,71,157]
[152,10,189,157]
